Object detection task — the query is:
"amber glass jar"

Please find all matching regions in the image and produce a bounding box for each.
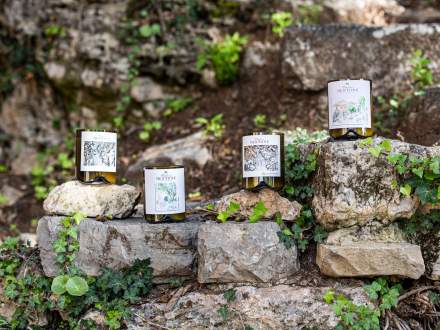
[143,165,186,223]
[328,79,373,139]
[242,132,285,191]
[75,129,117,184]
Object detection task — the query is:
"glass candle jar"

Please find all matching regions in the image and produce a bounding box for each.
[328,78,373,140]
[242,132,285,191]
[75,129,117,184]
[143,165,186,223]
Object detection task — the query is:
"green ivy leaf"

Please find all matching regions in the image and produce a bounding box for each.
[227,202,240,214]
[51,275,69,295]
[323,290,335,304]
[66,276,89,296]
[217,211,229,223]
[223,289,236,302]
[368,146,382,158]
[379,140,392,153]
[412,167,424,178]
[359,137,373,147]
[400,184,412,197]
[249,201,268,223]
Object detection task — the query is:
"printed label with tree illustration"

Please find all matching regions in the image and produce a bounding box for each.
[144,168,185,214]
[242,135,281,178]
[80,131,117,172]
[328,80,371,129]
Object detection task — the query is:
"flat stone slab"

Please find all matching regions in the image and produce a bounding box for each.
[43,181,140,219]
[37,216,202,280]
[312,138,440,230]
[197,221,299,284]
[316,222,425,279]
[128,285,370,330]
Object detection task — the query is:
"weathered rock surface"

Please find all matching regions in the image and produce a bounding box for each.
[399,87,440,146]
[128,285,370,330]
[282,24,440,95]
[217,188,302,221]
[323,0,404,25]
[127,131,212,181]
[36,216,202,279]
[43,181,140,219]
[312,138,440,229]
[0,80,64,147]
[197,221,299,284]
[317,222,425,279]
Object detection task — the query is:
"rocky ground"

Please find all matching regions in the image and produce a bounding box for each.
[23,136,440,329]
[1,0,440,236]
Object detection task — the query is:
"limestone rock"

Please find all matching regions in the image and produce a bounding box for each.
[0,80,64,146]
[0,185,25,207]
[282,24,440,95]
[217,188,302,221]
[128,285,370,330]
[197,221,299,284]
[312,138,440,229]
[43,181,140,219]
[317,223,425,279]
[127,131,211,181]
[130,77,164,103]
[399,87,440,146]
[323,0,404,25]
[36,216,201,279]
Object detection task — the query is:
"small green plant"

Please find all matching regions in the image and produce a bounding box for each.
[163,97,192,117]
[361,138,440,204]
[217,202,240,222]
[323,290,380,330]
[0,193,8,206]
[44,24,66,37]
[0,164,7,173]
[217,288,236,320]
[249,201,267,223]
[271,11,293,37]
[196,32,248,85]
[411,49,433,93]
[139,121,161,142]
[114,17,162,128]
[138,23,161,38]
[217,288,254,329]
[0,214,154,329]
[195,114,225,139]
[253,114,267,128]
[324,277,401,330]
[284,144,317,203]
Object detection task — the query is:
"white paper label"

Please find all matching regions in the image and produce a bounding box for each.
[242,135,281,178]
[144,168,185,215]
[80,131,117,172]
[328,80,371,129]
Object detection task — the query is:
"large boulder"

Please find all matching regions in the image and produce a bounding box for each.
[43,181,140,219]
[197,221,299,284]
[216,188,302,221]
[128,285,370,330]
[281,24,440,95]
[316,222,425,279]
[399,87,440,146]
[312,138,440,229]
[36,216,202,280]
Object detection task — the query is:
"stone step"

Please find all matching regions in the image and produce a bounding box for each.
[36,216,299,284]
[127,284,370,330]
